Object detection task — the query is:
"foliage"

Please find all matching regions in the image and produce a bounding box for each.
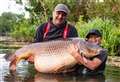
[10,19,35,42]
[76,17,120,56]
[14,0,120,25]
[86,0,120,26]
[0,12,23,35]
[15,0,81,24]
[0,0,120,56]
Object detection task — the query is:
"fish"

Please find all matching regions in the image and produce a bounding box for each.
[8,38,102,73]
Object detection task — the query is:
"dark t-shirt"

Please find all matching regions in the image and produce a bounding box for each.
[34,21,78,42]
[75,49,108,75]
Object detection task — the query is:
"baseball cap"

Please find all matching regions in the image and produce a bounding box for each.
[86,29,102,38]
[54,4,70,14]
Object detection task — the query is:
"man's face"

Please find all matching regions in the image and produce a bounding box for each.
[52,11,67,25]
[87,35,102,45]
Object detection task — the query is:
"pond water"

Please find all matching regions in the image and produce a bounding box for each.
[0,53,120,82]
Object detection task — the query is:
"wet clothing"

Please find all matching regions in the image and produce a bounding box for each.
[34,21,78,42]
[75,49,107,75]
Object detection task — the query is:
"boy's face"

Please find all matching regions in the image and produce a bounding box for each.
[87,35,102,45]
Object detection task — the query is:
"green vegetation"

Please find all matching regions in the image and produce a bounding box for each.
[10,19,35,42]
[0,0,120,56]
[0,12,23,35]
[76,17,120,56]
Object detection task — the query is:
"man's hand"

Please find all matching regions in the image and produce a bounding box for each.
[9,64,16,72]
[9,56,17,72]
[67,44,79,57]
[67,44,88,65]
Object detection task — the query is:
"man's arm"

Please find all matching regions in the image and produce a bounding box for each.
[68,44,105,70]
[72,53,102,70]
[9,51,32,71]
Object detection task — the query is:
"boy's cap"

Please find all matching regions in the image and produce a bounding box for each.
[54,4,70,14]
[86,29,102,38]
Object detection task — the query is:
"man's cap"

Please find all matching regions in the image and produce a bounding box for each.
[54,4,70,14]
[86,29,102,38]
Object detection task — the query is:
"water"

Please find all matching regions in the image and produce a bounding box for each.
[0,53,120,82]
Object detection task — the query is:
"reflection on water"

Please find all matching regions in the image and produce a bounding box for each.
[3,72,105,82]
[0,53,30,82]
[0,53,120,82]
[33,73,105,82]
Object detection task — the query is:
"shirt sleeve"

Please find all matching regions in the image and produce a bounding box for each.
[95,49,108,62]
[68,25,78,37]
[34,23,46,42]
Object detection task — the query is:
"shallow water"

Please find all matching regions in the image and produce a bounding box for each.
[0,53,120,82]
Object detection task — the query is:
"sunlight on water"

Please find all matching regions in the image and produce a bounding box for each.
[0,53,30,82]
[0,54,9,81]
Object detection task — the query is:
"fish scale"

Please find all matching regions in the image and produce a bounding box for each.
[37,40,71,56]
[8,38,102,73]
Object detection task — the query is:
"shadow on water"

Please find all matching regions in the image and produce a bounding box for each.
[0,53,120,82]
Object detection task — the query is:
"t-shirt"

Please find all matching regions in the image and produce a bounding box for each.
[75,49,108,75]
[34,21,78,42]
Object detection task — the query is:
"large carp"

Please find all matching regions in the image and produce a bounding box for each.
[8,38,102,73]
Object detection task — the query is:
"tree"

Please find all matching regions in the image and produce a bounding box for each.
[0,12,23,35]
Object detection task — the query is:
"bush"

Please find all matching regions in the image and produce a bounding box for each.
[10,19,35,42]
[76,17,120,56]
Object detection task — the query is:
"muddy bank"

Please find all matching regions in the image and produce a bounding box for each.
[107,56,120,67]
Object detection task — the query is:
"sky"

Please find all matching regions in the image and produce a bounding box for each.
[0,0,29,18]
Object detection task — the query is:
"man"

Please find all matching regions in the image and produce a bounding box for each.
[34,3,78,42]
[68,29,107,75]
[23,3,79,64]
[9,3,78,72]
